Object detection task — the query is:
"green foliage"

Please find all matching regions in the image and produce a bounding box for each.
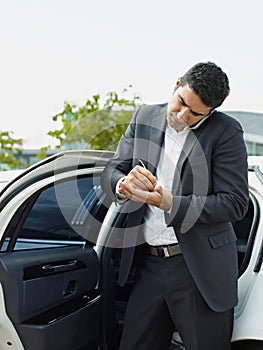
[38,86,142,159]
[0,131,27,170]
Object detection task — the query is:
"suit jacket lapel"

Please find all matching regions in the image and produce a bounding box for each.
[146,105,167,174]
[173,127,204,194]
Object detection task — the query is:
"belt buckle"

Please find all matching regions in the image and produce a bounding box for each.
[163,246,170,258]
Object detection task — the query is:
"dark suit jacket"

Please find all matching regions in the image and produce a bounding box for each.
[101,103,249,312]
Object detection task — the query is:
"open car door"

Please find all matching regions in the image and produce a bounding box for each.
[0,153,111,350]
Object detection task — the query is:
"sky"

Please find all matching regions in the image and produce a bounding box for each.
[1,0,263,148]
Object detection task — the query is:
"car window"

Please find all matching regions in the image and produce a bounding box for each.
[1,175,110,251]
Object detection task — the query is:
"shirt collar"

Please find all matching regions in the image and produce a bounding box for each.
[167,123,190,135]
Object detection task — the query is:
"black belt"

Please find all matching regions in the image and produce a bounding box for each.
[148,244,182,258]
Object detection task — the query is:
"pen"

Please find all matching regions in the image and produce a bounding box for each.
[138,158,157,191]
[138,159,146,169]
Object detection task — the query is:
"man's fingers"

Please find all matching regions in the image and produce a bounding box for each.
[128,166,156,191]
[120,182,172,211]
[119,182,150,202]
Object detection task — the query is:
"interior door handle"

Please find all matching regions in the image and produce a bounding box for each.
[42,259,78,273]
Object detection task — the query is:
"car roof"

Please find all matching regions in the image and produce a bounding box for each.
[248,155,263,169]
[0,169,25,191]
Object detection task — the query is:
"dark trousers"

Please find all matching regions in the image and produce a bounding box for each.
[119,254,233,350]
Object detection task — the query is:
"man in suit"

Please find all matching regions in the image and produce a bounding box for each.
[101,62,249,350]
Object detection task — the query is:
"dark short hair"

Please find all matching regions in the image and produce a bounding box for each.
[180,62,230,109]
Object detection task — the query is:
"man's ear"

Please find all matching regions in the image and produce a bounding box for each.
[176,77,182,86]
[172,77,182,93]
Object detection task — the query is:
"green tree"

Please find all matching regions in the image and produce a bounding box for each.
[0,131,27,170]
[39,87,143,159]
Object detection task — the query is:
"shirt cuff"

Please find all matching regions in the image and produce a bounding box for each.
[115,177,128,203]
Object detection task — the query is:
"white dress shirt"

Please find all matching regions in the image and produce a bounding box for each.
[144,124,190,245]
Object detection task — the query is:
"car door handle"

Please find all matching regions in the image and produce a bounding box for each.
[42,259,78,273]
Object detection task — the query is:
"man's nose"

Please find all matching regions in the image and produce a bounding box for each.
[177,107,189,120]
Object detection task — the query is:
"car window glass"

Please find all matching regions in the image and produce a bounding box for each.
[1,175,109,251]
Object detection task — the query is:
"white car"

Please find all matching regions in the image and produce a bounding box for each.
[0,150,262,350]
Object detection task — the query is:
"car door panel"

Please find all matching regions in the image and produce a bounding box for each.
[17,299,100,350]
[0,245,100,350]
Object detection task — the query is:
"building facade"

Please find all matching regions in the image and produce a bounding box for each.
[226,111,263,156]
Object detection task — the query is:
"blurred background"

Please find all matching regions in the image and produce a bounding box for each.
[1,0,263,168]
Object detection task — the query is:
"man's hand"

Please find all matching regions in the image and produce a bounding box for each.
[119,165,173,211]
